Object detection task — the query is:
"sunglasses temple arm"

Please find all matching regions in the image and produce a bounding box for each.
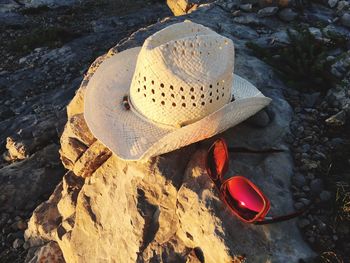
[227,147,285,154]
[254,203,312,225]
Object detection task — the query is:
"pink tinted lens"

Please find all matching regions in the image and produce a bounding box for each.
[207,140,228,180]
[224,177,265,221]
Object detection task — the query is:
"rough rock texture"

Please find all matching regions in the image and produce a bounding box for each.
[24,3,315,263]
[0,2,172,261]
[24,0,79,8]
[0,144,63,214]
[166,0,215,15]
[167,0,292,16]
[26,241,65,263]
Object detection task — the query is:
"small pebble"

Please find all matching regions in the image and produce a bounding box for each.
[310,179,323,195]
[294,202,304,210]
[298,218,310,228]
[299,198,311,206]
[302,185,310,192]
[12,238,24,249]
[257,6,279,17]
[292,174,306,187]
[320,190,332,201]
[16,220,27,231]
[240,4,252,12]
[308,236,315,243]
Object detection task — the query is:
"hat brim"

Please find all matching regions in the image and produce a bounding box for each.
[84,47,271,161]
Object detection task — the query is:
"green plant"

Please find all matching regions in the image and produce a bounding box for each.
[246,27,338,92]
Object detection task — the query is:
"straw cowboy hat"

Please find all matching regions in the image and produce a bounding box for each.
[84,20,271,161]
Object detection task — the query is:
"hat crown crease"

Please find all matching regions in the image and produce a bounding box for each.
[129,22,235,127]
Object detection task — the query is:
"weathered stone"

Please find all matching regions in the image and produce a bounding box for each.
[66,84,85,118]
[246,109,271,127]
[11,220,28,231]
[293,174,307,188]
[5,136,31,160]
[298,218,310,228]
[0,105,15,121]
[322,24,350,39]
[320,190,332,201]
[0,144,63,214]
[278,8,298,21]
[258,6,279,17]
[25,182,63,247]
[67,113,96,146]
[294,202,304,210]
[303,92,321,108]
[23,0,77,8]
[258,0,291,7]
[72,140,112,178]
[166,0,209,15]
[240,3,253,12]
[59,137,88,170]
[25,241,65,263]
[310,179,323,195]
[1,3,173,261]
[233,13,261,25]
[57,172,85,219]
[230,24,259,39]
[336,1,350,14]
[341,13,350,28]
[13,238,24,249]
[328,0,338,8]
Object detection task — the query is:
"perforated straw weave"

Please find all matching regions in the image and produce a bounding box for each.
[84,21,272,161]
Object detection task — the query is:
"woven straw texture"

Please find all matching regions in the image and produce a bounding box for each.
[84,21,271,161]
[130,22,234,127]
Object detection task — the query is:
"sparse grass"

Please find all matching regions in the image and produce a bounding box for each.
[10,27,80,52]
[246,27,344,92]
[319,251,344,263]
[335,181,350,222]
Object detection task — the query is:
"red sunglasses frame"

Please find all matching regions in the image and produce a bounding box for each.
[205,138,309,225]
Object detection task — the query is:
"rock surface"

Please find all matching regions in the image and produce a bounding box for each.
[24,4,315,263]
[278,8,298,21]
[24,0,78,8]
[0,1,172,261]
[258,6,279,17]
[166,0,212,15]
[2,0,349,261]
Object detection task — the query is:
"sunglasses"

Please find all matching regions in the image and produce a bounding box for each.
[205,138,308,225]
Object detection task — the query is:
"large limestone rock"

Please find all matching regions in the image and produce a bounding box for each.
[25,4,315,263]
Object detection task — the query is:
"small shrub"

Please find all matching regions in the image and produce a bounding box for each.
[246,27,339,92]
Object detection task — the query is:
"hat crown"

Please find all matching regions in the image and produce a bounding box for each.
[129,21,235,127]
